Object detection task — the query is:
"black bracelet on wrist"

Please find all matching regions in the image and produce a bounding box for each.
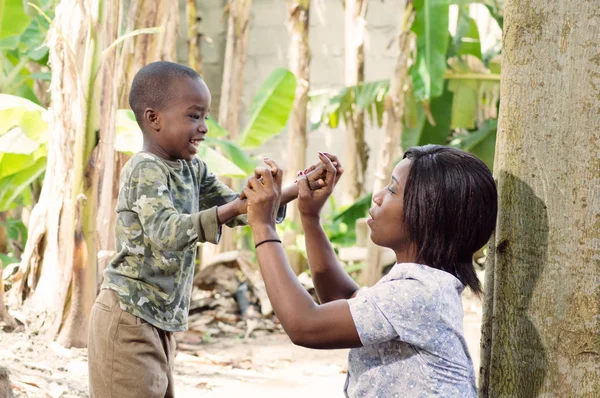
[255,239,282,249]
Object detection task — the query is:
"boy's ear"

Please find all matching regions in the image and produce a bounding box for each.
[144,108,160,130]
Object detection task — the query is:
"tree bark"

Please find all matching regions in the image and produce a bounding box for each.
[360,3,414,287]
[479,0,600,395]
[10,0,121,348]
[207,0,252,257]
[186,0,203,74]
[119,0,179,106]
[283,0,311,275]
[342,0,369,205]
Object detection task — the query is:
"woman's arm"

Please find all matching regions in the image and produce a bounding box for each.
[251,224,361,349]
[243,157,361,349]
[301,215,359,303]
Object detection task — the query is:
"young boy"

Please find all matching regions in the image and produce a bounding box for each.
[88,61,320,397]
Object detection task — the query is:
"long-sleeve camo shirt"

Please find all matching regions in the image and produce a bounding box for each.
[102,152,284,332]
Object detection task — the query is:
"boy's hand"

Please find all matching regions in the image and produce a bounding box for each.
[235,195,248,215]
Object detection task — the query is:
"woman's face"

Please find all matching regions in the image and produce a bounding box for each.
[367,158,412,253]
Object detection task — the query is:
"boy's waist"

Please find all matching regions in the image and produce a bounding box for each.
[101,275,190,332]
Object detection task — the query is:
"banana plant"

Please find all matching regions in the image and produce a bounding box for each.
[0,0,53,104]
[308,2,501,169]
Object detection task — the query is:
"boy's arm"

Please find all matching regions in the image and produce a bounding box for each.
[198,161,285,227]
[127,161,223,249]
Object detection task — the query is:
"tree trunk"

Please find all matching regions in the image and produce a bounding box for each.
[10,0,121,348]
[206,0,252,258]
[283,0,310,275]
[186,0,203,74]
[360,3,414,287]
[479,0,600,395]
[342,0,369,205]
[119,0,179,106]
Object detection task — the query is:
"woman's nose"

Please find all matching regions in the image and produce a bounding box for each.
[372,189,383,206]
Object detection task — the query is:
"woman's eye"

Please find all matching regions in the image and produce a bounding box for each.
[387,186,395,194]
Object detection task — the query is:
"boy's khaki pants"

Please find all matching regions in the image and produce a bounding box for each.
[88,289,176,398]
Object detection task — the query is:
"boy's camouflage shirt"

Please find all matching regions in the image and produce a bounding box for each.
[102,152,284,332]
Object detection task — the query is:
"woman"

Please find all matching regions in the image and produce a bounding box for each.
[243,145,497,397]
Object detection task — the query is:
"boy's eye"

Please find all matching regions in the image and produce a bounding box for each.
[205,115,210,120]
[190,114,201,120]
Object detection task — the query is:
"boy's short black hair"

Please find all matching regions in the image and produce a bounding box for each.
[402,145,498,295]
[129,61,201,126]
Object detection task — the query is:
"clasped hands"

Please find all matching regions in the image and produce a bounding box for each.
[242,152,343,228]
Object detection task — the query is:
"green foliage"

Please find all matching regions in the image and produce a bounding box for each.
[0,216,28,267]
[451,6,482,59]
[0,0,53,104]
[410,0,451,102]
[0,0,31,44]
[309,80,390,131]
[238,68,297,149]
[0,93,48,140]
[450,119,497,169]
[204,136,256,175]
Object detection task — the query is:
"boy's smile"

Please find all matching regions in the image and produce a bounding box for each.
[143,76,212,162]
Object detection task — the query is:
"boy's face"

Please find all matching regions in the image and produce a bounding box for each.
[147,76,211,161]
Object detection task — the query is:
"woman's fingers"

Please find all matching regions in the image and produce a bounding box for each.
[263,158,283,190]
[253,166,275,190]
[317,152,337,188]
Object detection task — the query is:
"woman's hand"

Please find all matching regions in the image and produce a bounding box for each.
[243,158,283,228]
[297,153,342,219]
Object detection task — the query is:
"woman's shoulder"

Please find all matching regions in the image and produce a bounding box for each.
[374,263,465,302]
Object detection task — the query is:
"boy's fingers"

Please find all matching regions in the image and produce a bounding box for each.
[303,163,320,175]
[297,175,311,198]
[242,186,254,200]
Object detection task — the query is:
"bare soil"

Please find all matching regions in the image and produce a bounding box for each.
[0,296,482,398]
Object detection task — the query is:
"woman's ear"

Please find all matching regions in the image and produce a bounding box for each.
[144,108,160,131]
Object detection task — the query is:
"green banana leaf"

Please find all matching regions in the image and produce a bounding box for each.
[0,0,31,45]
[410,0,451,102]
[0,94,48,140]
[197,145,246,178]
[205,136,255,176]
[206,115,228,138]
[450,119,497,169]
[115,109,143,154]
[238,68,296,149]
[0,155,45,212]
[453,7,481,58]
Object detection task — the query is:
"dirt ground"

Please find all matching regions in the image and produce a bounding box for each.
[0,296,482,398]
